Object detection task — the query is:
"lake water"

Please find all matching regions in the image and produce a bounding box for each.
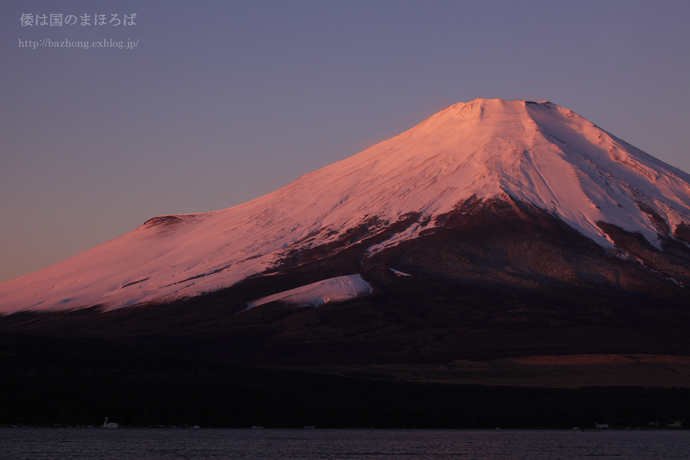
[1,428,688,459]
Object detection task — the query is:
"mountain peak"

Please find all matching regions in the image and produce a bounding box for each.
[2,100,690,314]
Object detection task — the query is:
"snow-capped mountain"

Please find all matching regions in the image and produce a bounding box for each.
[2,98,690,315]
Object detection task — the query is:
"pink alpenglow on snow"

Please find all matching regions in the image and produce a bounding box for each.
[1,99,690,315]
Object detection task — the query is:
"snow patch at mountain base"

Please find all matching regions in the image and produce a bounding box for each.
[243,274,373,311]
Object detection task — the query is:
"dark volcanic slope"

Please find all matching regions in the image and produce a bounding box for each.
[4,197,690,384]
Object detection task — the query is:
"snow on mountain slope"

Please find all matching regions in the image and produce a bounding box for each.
[244,274,372,311]
[2,99,690,314]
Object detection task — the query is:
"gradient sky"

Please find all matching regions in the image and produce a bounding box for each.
[2,0,689,284]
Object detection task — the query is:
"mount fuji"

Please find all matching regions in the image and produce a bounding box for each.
[2,98,690,318]
[6,99,690,424]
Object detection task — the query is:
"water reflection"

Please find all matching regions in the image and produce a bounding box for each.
[1,428,688,460]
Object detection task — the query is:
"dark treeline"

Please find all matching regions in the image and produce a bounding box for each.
[1,333,688,429]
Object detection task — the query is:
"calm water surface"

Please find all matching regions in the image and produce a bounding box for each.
[1,428,688,460]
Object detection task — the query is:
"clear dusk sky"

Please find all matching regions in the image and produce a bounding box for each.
[1,0,689,284]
